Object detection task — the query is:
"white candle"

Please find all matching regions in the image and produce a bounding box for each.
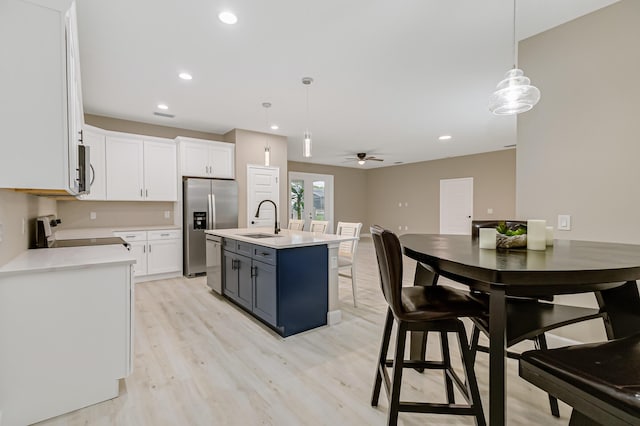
[479,228,497,249]
[527,220,547,251]
[546,226,554,246]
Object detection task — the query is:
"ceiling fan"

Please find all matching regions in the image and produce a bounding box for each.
[344,152,384,165]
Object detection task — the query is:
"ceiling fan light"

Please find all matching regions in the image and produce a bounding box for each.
[489,69,540,115]
[358,160,365,165]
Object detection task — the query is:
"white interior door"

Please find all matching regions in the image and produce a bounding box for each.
[288,172,334,233]
[440,177,473,234]
[247,165,280,229]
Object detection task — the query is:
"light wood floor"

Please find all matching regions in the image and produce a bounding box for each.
[38,238,571,426]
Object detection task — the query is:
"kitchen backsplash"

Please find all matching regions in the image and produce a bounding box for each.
[0,189,57,265]
[56,200,175,229]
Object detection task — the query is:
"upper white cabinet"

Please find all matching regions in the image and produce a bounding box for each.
[106,137,145,201]
[78,130,106,200]
[106,136,177,201]
[144,141,178,201]
[0,0,87,195]
[178,137,235,179]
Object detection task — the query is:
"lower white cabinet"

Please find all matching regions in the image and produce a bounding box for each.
[115,229,181,279]
[147,230,181,274]
[0,260,134,426]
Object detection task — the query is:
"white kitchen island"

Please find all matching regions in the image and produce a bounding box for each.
[0,245,135,426]
[206,228,357,330]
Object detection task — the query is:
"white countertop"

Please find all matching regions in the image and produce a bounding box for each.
[0,245,135,277]
[205,228,357,249]
[54,225,181,239]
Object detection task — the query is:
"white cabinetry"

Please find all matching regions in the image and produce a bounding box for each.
[0,255,133,426]
[144,141,178,201]
[106,137,144,201]
[147,230,182,274]
[178,137,235,179]
[106,137,177,201]
[0,0,86,194]
[115,230,181,279]
[115,231,147,277]
[79,130,106,200]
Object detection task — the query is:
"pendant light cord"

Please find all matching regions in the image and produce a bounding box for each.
[512,0,517,69]
[305,84,310,131]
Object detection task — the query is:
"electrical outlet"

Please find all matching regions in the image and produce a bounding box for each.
[487,208,493,214]
[164,211,171,219]
[90,212,97,220]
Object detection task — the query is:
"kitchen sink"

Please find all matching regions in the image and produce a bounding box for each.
[238,233,283,239]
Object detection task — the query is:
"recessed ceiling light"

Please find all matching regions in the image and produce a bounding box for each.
[438,135,452,141]
[270,124,279,130]
[218,11,238,25]
[178,72,192,80]
[157,104,169,110]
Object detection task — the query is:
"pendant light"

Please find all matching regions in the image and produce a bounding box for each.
[302,77,314,158]
[488,0,540,115]
[262,102,272,166]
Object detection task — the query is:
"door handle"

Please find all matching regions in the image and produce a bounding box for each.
[211,193,216,229]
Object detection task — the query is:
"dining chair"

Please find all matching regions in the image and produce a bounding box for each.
[467,220,606,418]
[520,332,640,425]
[309,220,329,233]
[370,225,487,426]
[287,219,305,231]
[336,221,362,307]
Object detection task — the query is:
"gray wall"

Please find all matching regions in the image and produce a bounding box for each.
[517,0,639,342]
[85,114,225,140]
[226,129,289,228]
[365,149,516,233]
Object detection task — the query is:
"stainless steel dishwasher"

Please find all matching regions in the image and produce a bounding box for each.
[205,234,223,294]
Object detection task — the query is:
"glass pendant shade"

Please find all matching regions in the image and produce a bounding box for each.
[303,131,312,158]
[489,69,541,115]
[264,146,270,166]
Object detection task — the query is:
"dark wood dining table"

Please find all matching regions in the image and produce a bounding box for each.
[398,234,640,426]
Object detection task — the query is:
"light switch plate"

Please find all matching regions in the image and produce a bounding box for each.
[558,214,571,230]
[0,223,4,243]
[90,212,97,220]
[164,211,171,219]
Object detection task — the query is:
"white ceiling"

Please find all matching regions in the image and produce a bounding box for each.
[77,0,618,168]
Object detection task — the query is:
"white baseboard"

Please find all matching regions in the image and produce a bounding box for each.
[327,309,342,325]
[544,332,583,348]
[135,271,182,283]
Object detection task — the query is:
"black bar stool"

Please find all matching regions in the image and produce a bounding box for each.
[520,333,640,426]
[370,226,487,426]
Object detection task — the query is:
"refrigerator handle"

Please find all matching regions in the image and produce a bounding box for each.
[211,193,217,229]
[207,193,213,229]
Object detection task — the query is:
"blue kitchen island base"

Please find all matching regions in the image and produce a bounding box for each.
[222,238,328,337]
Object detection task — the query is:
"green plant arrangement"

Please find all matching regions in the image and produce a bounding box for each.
[291,182,304,220]
[495,221,527,249]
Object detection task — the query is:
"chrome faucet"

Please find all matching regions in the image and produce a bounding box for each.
[255,199,280,234]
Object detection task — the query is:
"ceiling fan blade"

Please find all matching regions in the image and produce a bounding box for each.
[368,158,384,161]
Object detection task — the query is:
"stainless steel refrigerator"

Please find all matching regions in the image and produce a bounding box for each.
[183,178,238,277]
